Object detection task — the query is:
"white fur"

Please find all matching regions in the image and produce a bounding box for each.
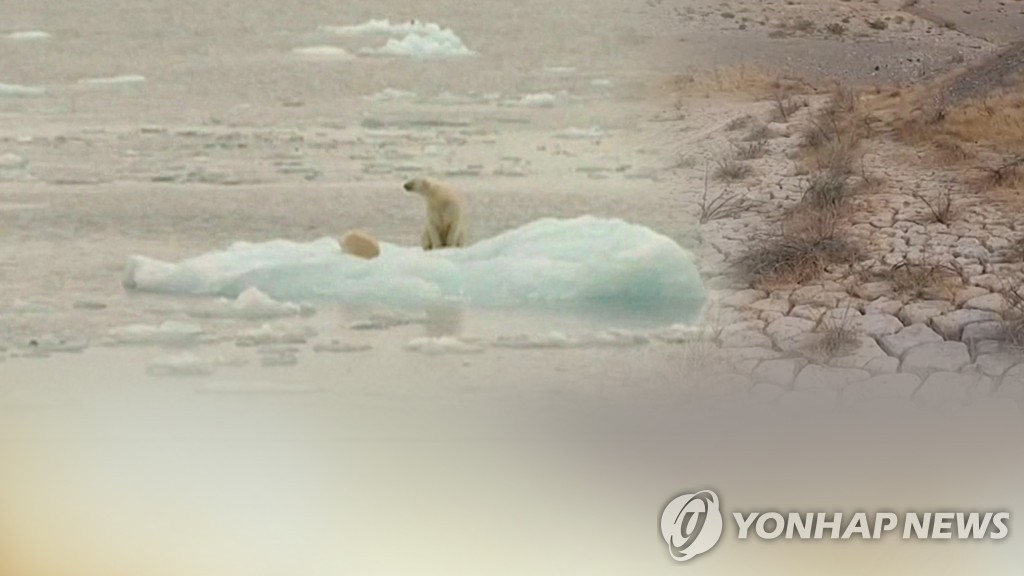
[403,177,467,250]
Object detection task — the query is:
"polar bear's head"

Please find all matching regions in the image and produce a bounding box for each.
[403,177,433,196]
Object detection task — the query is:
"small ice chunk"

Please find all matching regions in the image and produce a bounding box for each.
[0,153,28,169]
[504,92,559,108]
[652,324,706,343]
[259,351,299,367]
[583,329,650,348]
[365,88,418,102]
[108,321,204,345]
[313,340,373,353]
[360,27,475,59]
[492,332,579,349]
[404,336,485,355]
[78,75,146,86]
[6,31,51,41]
[146,353,215,377]
[26,335,88,353]
[235,324,315,347]
[556,126,604,140]
[291,45,354,60]
[0,83,45,96]
[189,287,308,320]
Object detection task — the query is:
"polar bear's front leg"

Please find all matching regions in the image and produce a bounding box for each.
[421,228,433,250]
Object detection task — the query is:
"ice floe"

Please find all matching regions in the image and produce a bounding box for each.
[122,217,707,321]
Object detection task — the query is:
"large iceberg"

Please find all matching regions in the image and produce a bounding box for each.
[122,217,706,321]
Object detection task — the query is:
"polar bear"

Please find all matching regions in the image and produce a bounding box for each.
[340,230,380,259]
[403,177,467,250]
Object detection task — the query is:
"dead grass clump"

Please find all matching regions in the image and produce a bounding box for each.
[885,260,963,300]
[914,188,956,224]
[809,309,860,359]
[725,114,754,131]
[744,123,778,141]
[714,156,753,181]
[980,156,1024,190]
[999,290,1024,351]
[932,136,974,164]
[734,139,768,160]
[736,210,860,287]
[825,22,846,35]
[698,161,751,223]
[772,93,807,123]
[802,169,852,211]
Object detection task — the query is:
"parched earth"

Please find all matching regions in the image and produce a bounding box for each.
[649,0,1024,414]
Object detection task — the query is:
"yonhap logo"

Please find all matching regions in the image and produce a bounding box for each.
[659,488,1011,563]
[659,490,724,562]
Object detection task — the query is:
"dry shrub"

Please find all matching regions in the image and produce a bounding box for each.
[736,209,860,287]
[734,139,768,160]
[802,168,852,211]
[885,260,963,301]
[714,155,753,181]
[809,309,861,359]
[914,188,957,224]
[1000,290,1024,351]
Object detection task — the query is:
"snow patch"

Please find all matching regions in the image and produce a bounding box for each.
[123,217,707,321]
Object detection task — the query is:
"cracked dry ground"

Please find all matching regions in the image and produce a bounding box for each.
[663,88,1024,415]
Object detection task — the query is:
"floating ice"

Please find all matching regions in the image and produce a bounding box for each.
[188,287,310,320]
[491,329,649,350]
[291,45,354,60]
[313,340,373,353]
[503,92,559,108]
[0,83,45,97]
[321,18,447,37]
[235,324,315,347]
[556,126,604,140]
[107,321,204,346]
[360,28,475,59]
[122,217,707,321]
[78,75,146,86]
[320,18,474,58]
[0,153,30,181]
[492,331,578,349]
[5,31,51,41]
[365,88,418,102]
[147,353,215,377]
[404,336,485,355]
